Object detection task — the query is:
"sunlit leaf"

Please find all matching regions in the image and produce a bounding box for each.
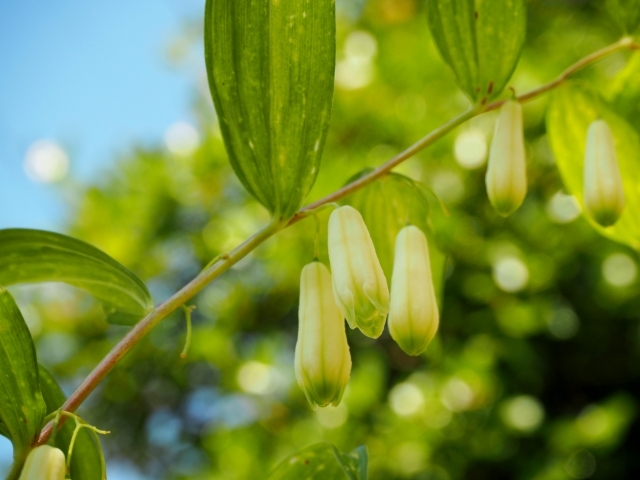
[547,82,640,249]
[0,229,153,325]
[427,0,526,103]
[345,172,447,303]
[0,287,46,465]
[205,0,336,219]
[38,366,106,480]
[609,51,640,126]
[268,443,368,480]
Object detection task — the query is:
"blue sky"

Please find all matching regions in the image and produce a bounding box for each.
[0,0,204,231]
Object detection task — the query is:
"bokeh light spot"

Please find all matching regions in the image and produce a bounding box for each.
[393,441,428,475]
[602,253,637,287]
[440,378,474,412]
[389,383,424,416]
[237,361,276,395]
[345,30,378,59]
[429,171,465,205]
[336,30,377,90]
[548,307,580,340]
[24,140,69,183]
[577,406,611,440]
[164,121,200,156]
[146,409,182,447]
[423,399,452,429]
[500,396,545,432]
[316,404,348,429]
[336,58,374,90]
[493,257,529,292]
[547,191,581,223]
[37,332,78,366]
[565,449,596,479]
[454,130,487,169]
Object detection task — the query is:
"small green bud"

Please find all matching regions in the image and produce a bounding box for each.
[388,226,439,356]
[19,446,66,480]
[328,205,390,338]
[583,119,625,227]
[295,262,351,410]
[486,100,527,216]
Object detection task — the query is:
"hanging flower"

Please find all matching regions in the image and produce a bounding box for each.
[486,100,527,216]
[388,226,440,356]
[19,446,66,480]
[295,262,351,409]
[328,205,390,338]
[583,119,625,227]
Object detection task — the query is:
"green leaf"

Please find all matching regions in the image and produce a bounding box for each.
[204,0,336,220]
[610,51,640,127]
[606,0,640,33]
[345,172,447,304]
[547,82,640,249]
[38,365,106,480]
[268,443,368,480]
[0,287,46,464]
[348,445,368,480]
[0,420,9,443]
[427,0,526,103]
[0,229,153,325]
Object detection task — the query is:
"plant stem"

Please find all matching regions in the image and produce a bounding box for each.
[485,36,637,112]
[35,37,637,446]
[36,219,285,445]
[290,37,637,223]
[289,106,481,225]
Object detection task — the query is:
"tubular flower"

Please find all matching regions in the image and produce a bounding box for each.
[388,226,440,356]
[486,100,527,216]
[583,119,625,227]
[328,205,390,339]
[295,262,351,410]
[18,446,66,480]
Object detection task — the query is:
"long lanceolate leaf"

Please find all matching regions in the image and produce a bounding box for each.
[205,0,336,220]
[427,0,526,103]
[0,287,46,466]
[39,366,106,480]
[0,229,153,325]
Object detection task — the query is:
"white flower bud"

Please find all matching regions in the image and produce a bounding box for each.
[583,119,625,227]
[388,226,440,356]
[295,262,351,410]
[486,100,527,216]
[19,446,66,480]
[328,205,390,339]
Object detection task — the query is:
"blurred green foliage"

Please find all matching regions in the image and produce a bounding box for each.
[7,1,640,479]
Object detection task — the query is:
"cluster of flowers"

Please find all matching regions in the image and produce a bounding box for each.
[486,100,625,225]
[295,206,440,410]
[295,100,626,410]
[18,445,66,480]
